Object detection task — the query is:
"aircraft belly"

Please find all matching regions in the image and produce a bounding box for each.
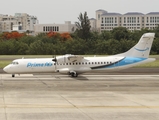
[74,67,92,73]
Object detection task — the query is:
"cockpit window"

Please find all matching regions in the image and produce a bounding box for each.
[12,62,19,65]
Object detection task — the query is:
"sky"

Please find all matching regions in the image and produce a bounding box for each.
[1,0,159,24]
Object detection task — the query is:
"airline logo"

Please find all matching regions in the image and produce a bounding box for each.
[27,62,53,67]
[134,47,149,52]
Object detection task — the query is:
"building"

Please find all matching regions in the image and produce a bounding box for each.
[89,18,96,31]
[0,13,38,33]
[34,21,76,35]
[93,9,159,32]
[0,13,76,35]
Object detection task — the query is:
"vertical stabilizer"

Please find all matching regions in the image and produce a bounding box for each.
[120,33,155,58]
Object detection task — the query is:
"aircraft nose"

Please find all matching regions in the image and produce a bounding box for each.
[3,66,9,73]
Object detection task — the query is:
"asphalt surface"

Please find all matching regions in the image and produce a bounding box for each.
[0,74,159,120]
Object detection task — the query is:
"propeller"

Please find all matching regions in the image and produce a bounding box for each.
[52,50,58,72]
[52,55,57,71]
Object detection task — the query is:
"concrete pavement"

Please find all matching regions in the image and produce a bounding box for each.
[0,74,159,120]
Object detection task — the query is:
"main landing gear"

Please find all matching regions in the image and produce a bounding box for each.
[70,72,78,77]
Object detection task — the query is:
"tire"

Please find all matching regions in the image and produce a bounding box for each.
[12,74,15,77]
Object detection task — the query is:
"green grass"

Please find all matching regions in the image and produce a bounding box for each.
[0,60,11,68]
[135,60,159,68]
[0,55,52,59]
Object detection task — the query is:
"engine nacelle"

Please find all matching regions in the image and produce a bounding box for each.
[55,54,74,63]
[53,54,83,64]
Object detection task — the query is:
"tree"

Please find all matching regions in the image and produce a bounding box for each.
[99,30,112,40]
[154,24,159,38]
[112,27,130,40]
[2,31,24,40]
[75,12,91,40]
[60,32,72,41]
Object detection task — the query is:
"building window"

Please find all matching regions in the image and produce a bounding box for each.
[48,26,50,31]
[43,26,45,31]
[98,14,100,20]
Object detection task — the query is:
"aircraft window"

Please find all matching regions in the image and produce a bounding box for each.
[101,62,103,64]
[92,62,94,64]
[104,62,106,64]
[85,62,87,65]
[110,62,112,64]
[95,62,97,64]
[69,63,71,65]
[82,62,84,65]
[107,62,109,64]
[89,62,90,64]
[73,63,74,65]
[76,63,78,65]
[12,62,19,65]
[79,62,81,65]
[66,63,68,65]
[98,62,100,64]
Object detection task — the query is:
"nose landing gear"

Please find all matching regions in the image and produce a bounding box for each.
[12,74,15,77]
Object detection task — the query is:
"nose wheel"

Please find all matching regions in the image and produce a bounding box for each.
[12,74,15,77]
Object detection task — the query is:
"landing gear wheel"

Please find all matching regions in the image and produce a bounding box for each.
[12,74,15,77]
[71,73,74,77]
[74,73,78,77]
[71,72,78,77]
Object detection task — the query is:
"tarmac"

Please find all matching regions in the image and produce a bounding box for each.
[0,72,159,120]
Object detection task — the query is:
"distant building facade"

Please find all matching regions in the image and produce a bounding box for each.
[34,21,76,35]
[89,18,96,31]
[91,9,159,32]
[1,10,159,35]
[0,13,38,34]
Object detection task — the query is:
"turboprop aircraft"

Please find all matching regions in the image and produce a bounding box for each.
[3,33,156,77]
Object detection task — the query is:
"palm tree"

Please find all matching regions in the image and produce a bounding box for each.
[75,12,91,40]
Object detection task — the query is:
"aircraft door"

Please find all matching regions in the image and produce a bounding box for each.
[114,57,119,68]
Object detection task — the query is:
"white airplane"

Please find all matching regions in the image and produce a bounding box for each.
[3,33,155,77]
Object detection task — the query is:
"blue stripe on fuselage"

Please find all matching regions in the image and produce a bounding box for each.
[91,57,147,70]
[106,57,147,68]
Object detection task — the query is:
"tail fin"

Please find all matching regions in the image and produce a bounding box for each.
[120,33,155,58]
